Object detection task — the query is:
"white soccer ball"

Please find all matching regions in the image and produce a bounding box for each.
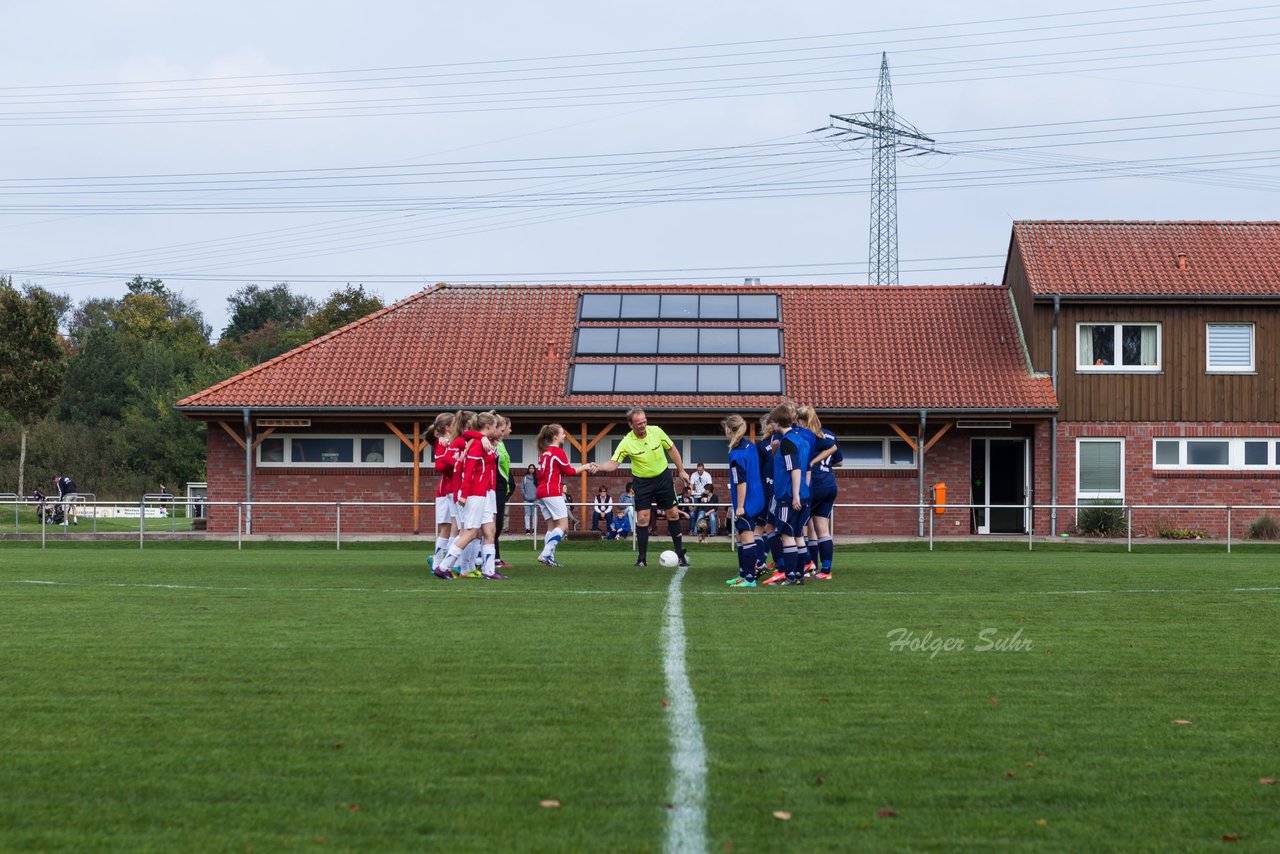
[659,550,679,568]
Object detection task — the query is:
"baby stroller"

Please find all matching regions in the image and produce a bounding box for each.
[32,489,64,525]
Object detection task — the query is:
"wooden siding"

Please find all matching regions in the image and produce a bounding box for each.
[1004,237,1036,361]
[1030,301,1280,421]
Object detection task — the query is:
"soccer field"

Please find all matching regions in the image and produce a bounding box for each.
[2,541,1278,852]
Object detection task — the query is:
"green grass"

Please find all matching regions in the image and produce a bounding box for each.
[1,541,1278,851]
[0,509,195,534]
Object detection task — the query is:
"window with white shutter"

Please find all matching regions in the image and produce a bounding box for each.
[1206,323,1254,372]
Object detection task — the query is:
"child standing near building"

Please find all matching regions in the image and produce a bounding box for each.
[535,423,576,567]
[723,414,765,587]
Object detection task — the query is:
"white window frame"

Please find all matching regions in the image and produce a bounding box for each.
[1152,437,1279,470]
[257,433,426,468]
[1076,438,1125,501]
[1076,322,1162,373]
[840,437,917,469]
[1205,323,1255,374]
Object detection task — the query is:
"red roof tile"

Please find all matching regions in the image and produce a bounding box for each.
[1013,220,1280,296]
[177,284,1056,414]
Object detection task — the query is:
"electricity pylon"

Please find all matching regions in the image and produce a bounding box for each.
[822,53,942,285]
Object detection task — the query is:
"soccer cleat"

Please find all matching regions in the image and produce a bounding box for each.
[634,559,647,567]
[678,553,690,568]
[803,560,817,572]
[726,576,747,586]
[537,555,562,567]
[432,566,453,580]
[737,579,757,587]
[783,576,806,586]
[762,570,786,586]
[815,571,833,580]
[463,568,483,578]
[495,559,513,569]
[482,571,509,580]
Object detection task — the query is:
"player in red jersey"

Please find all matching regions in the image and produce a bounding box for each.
[435,412,506,579]
[534,423,576,567]
[428,412,456,570]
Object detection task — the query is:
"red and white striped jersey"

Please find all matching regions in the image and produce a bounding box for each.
[536,445,576,499]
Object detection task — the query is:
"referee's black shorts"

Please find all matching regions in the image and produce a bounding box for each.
[632,473,678,512]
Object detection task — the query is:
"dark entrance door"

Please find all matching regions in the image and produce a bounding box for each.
[971,438,1028,534]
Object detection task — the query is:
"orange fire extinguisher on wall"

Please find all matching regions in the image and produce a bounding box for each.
[932,482,946,514]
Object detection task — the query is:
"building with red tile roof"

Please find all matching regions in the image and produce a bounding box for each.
[180,282,1057,538]
[1006,221,1280,540]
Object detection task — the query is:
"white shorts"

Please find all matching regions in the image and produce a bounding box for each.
[434,496,453,527]
[485,490,497,516]
[459,494,494,530]
[538,496,568,521]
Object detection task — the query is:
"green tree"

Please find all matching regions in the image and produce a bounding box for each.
[219,283,315,363]
[0,278,69,495]
[306,284,384,337]
[60,325,135,425]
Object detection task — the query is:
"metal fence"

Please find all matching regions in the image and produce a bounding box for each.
[3,497,1280,552]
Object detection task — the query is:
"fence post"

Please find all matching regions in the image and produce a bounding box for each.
[928,502,934,551]
[140,499,146,550]
[336,502,342,551]
[1227,506,1232,554]
[1127,506,1132,553]
[237,503,243,551]
[1029,508,1034,551]
[41,502,46,550]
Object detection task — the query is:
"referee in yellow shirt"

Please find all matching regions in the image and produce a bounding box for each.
[589,408,691,567]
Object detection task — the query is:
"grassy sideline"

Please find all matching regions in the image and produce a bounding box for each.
[1,541,1278,851]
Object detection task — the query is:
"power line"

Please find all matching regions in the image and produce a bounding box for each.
[0,0,1221,93]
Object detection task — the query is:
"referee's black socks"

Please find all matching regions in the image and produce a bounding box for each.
[637,526,650,562]
[667,518,685,558]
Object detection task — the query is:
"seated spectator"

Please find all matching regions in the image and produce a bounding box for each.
[690,462,712,498]
[677,486,696,528]
[604,505,633,540]
[591,486,613,532]
[694,481,720,542]
[618,483,636,531]
[563,484,581,530]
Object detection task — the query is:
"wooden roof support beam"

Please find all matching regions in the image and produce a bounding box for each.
[217,420,247,451]
[923,422,953,454]
[250,426,276,450]
[888,422,918,452]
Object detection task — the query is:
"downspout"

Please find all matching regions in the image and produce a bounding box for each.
[1050,296,1060,537]
[918,409,926,538]
[243,407,253,536]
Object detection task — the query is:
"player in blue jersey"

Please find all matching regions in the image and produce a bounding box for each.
[764,400,812,586]
[755,414,781,573]
[785,406,817,578]
[799,405,842,580]
[722,414,766,587]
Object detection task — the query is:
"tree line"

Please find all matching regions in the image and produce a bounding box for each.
[0,276,383,500]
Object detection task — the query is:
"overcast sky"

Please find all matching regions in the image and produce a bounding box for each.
[3,0,1278,335]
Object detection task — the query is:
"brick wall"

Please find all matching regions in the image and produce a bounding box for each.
[1056,421,1280,539]
[205,424,1072,538]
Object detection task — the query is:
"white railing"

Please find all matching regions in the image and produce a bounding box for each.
[2,497,1279,553]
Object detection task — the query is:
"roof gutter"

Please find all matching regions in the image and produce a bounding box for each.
[1036,293,1280,302]
[243,407,253,536]
[918,410,926,538]
[1050,296,1060,537]
[177,405,1059,416]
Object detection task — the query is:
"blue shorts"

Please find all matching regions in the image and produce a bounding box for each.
[809,489,837,519]
[773,500,811,538]
[734,515,754,535]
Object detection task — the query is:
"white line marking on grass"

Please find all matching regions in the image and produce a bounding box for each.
[661,565,707,854]
[6,579,1280,599]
